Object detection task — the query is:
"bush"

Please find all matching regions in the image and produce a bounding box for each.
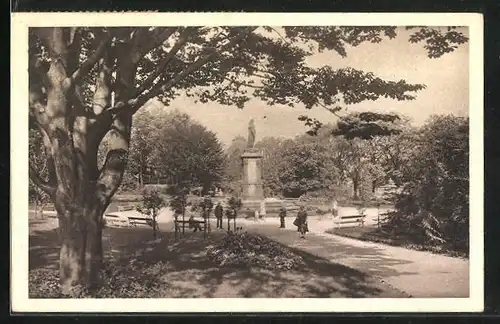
[386,115,469,254]
[206,232,305,270]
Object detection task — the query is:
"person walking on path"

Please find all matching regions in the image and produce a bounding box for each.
[259,199,267,219]
[331,197,339,218]
[294,205,309,238]
[215,202,224,229]
[279,205,287,228]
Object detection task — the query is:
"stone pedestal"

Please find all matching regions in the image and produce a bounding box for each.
[240,149,264,210]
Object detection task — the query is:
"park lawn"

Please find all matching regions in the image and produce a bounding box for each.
[326,226,468,259]
[29,217,407,298]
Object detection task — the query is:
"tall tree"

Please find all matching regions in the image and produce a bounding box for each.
[389,115,469,251]
[28,26,467,292]
[126,107,159,187]
[255,136,285,196]
[222,135,247,194]
[277,142,338,198]
[331,112,412,198]
[148,111,226,193]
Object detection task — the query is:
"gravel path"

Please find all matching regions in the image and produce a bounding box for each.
[244,217,469,298]
[115,209,469,298]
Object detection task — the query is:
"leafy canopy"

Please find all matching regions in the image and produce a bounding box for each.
[29,26,467,124]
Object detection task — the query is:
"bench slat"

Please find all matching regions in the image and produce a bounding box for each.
[175,220,205,224]
[340,215,365,220]
[334,220,363,224]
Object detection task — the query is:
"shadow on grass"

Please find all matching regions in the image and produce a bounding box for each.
[29,222,407,298]
[244,224,420,279]
[325,226,468,259]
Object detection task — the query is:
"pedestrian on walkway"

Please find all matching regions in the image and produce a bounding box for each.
[279,205,287,228]
[259,199,267,219]
[331,197,339,218]
[215,202,223,229]
[294,205,309,238]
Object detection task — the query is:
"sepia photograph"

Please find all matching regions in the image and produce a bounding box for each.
[11,12,483,313]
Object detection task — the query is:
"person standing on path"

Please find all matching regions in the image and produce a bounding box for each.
[279,205,287,228]
[259,199,266,219]
[215,202,223,229]
[331,197,339,218]
[294,205,309,238]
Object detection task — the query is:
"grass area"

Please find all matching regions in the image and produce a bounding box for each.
[29,217,406,298]
[325,226,468,259]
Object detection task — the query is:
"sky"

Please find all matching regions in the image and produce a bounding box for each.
[144,27,469,147]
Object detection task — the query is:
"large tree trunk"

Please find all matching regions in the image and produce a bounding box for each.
[28,27,155,295]
[56,193,108,294]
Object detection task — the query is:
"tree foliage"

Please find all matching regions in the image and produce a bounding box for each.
[277,142,338,198]
[29,130,51,214]
[147,111,226,193]
[114,108,227,192]
[385,115,469,252]
[332,112,408,139]
[222,135,247,194]
[136,188,165,239]
[254,136,286,196]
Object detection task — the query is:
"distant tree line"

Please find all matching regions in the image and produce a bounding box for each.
[222,112,469,253]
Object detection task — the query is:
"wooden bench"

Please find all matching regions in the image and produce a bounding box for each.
[174,217,210,239]
[175,219,204,226]
[117,204,136,212]
[104,210,152,228]
[128,216,153,227]
[334,214,366,228]
[103,214,129,227]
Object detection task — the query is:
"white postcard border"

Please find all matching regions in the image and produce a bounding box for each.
[11,12,484,313]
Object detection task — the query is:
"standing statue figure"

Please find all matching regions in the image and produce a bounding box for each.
[247,118,256,148]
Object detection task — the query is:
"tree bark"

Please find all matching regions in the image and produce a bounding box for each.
[353,174,360,200]
[152,213,157,240]
[139,168,144,188]
[56,196,107,294]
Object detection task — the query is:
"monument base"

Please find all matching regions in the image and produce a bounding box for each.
[240,199,263,210]
[240,148,264,201]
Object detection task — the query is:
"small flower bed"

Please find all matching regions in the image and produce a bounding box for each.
[206,232,305,270]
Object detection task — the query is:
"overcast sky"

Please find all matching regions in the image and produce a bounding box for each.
[144,27,469,147]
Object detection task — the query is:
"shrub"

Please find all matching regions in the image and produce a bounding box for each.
[206,232,305,270]
[386,115,469,254]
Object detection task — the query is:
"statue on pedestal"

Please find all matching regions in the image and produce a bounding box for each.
[247,118,256,149]
[240,118,264,202]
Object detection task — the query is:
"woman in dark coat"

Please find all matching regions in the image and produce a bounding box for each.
[294,206,308,238]
[279,205,287,228]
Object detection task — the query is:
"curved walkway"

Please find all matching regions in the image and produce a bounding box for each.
[244,218,469,298]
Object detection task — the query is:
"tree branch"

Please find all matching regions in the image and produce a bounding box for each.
[29,161,56,197]
[71,34,112,84]
[316,100,343,118]
[102,27,256,118]
[131,27,179,63]
[95,113,131,204]
[134,27,197,97]
[224,77,264,89]
[128,27,257,114]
